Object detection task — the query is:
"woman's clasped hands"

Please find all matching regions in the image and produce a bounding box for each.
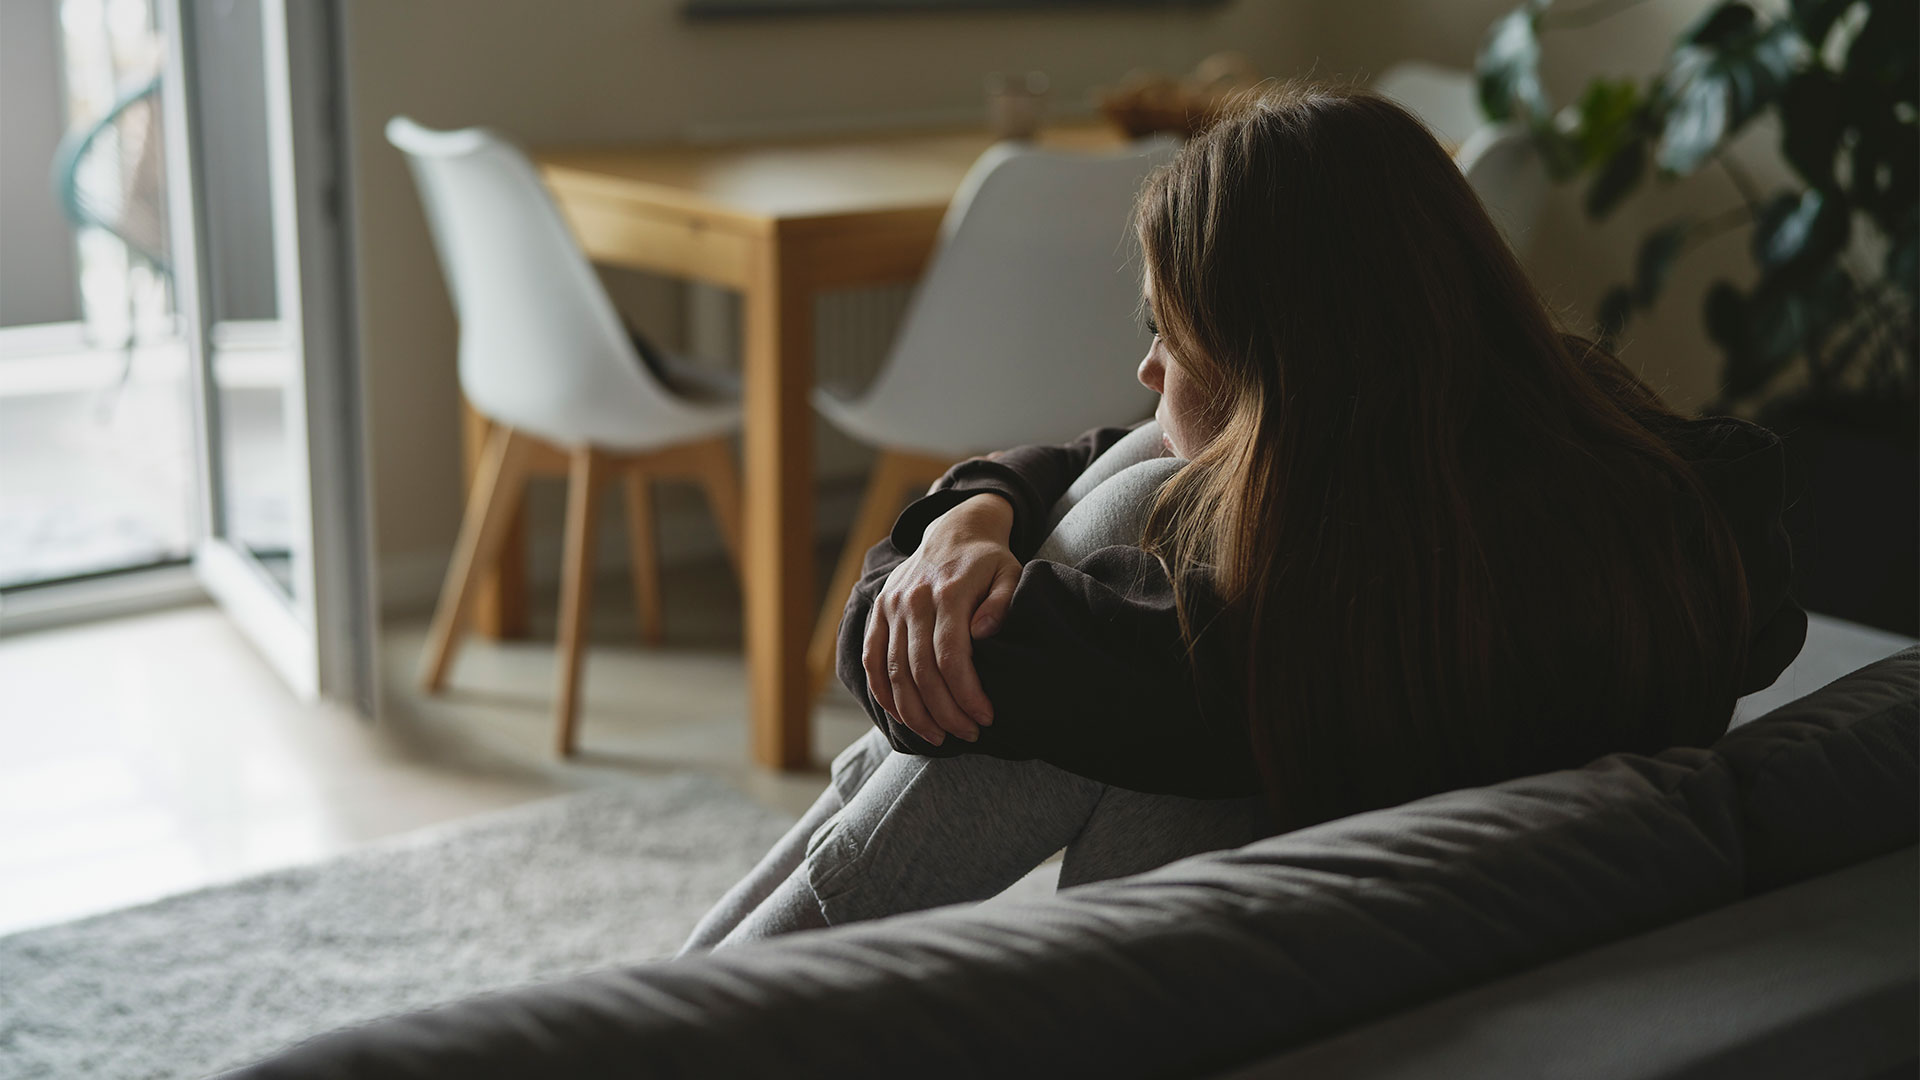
[861,493,1021,747]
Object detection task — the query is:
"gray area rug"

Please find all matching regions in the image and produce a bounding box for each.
[0,775,794,1080]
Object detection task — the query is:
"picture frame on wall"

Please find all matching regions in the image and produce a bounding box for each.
[684,0,1223,18]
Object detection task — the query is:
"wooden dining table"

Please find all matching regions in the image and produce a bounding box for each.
[461,121,1127,771]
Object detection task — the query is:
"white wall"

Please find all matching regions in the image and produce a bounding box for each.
[345,0,1787,612]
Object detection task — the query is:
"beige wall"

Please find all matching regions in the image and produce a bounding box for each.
[346,0,1789,607]
[346,0,1314,607]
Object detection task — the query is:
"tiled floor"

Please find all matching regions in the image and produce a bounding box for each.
[380,558,877,823]
[0,558,875,935]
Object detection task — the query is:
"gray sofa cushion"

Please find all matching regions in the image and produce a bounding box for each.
[1232,847,1918,1080]
[228,755,1742,1079]
[1714,646,1918,892]
[225,654,1917,1080]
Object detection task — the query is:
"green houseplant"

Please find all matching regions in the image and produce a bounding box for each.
[1477,0,1917,633]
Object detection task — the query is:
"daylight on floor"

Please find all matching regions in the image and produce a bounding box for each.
[1,0,1914,1076]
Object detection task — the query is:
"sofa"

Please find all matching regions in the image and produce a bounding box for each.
[226,641,1916,1079]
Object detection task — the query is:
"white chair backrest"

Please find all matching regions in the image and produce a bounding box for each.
[850,138,1177,456]
[385,117,717,449]
[1373,61,1482,149]
[1456,124,1548,259]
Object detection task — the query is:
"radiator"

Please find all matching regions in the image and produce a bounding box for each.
[686,280,915,481]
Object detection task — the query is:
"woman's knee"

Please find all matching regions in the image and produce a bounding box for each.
[1057,790,1272,889]
[800,749,1104,925]
[826,727,895,805]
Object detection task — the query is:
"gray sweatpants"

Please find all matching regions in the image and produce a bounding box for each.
[680,728,1271,953]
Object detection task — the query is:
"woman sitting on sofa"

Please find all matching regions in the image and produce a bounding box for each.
[683,84,1806,951]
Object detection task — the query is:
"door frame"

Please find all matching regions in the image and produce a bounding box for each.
[157,0,376,713]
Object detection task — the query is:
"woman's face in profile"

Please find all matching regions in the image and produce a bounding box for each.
[1137,287,1218,459]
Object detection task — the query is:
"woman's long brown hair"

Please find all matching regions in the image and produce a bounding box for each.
[1138,84,1752,830]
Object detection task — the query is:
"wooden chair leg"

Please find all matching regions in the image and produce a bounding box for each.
[622,468,664,647]
[691,437,745,576]
[554,446,610,757]
[806,450,950,701]
[419,425,532,692]
[461,399,529,639]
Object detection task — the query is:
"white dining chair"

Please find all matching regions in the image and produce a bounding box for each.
[387,116,744,756]
[807,137,1178,697]
[1456,124,1549,259]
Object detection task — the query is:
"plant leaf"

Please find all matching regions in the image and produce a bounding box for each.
[1753,188,1851,269]
[1477,5,1551,123]
[1705,280,1750,359]
[1779,70,1846,191]
[1656,49,1726,174]
[1585,137,1647,219]
[1687,1,1759,47]
[1887,213,1918,299]
[1790,0,1859,44]
[1847,0,1918,102]
[1571,78,1642,168]
[1657,21,1806,174]
[1636,221,1692,304]
[1709,274,1825,403]
[1750,286,1799,367]
[1846,95,1918,223]
[1706,280,1776,401]
[1531,124,1588,183]
[1748,263,1855,375]
[1597,286,1635,346]
[1799,266,1863,386]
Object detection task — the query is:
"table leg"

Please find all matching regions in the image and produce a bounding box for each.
[742,233,815,770]
[460,399,529,639]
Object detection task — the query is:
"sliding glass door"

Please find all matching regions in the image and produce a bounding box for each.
[0,0,189,594]
[158,0,375,711]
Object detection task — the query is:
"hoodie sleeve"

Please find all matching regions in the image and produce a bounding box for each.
[888,425,1142,561]
[836,541,1262,799]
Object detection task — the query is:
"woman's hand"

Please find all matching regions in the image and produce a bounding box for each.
[862,494,1021,746]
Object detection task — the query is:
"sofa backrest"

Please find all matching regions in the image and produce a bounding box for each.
[1236,847,1917,1080]
[1715,646,1917,891]
[226,651,1919,1080]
